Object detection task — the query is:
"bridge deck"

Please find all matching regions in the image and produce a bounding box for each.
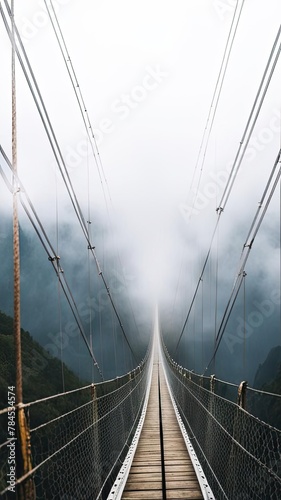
[121,360,203,500]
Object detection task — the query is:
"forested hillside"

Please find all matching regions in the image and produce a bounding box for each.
[0,310,87,408]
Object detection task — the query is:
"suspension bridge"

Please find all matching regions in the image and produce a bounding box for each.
[1,1,281,499]
[1,309,281,499]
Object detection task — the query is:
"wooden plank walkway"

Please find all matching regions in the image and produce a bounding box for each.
[121,358,203,500]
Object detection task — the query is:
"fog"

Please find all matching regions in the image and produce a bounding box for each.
[0,0,281,385]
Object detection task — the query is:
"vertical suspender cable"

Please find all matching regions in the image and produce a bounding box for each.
[1,2,138,366]
[45,0,111,209]
[205,149,281,374]
[0,145,104,380]
[55,176,65,392]
[172,2,244,336]
[175,215,221,353]
[201,278,204,373]
[243,272,247,379]
[279,107,281,347]
[86,138,94,382]
[176,25,281,357]
[213,221,219,373]
[218,26,281,211]
[44,0,143,364]
[190,0,245,215]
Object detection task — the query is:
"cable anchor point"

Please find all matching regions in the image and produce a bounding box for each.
[48,255,60,262]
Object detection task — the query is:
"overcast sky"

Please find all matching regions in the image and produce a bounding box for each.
[1,0,281,381]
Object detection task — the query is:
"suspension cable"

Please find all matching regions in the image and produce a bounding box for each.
[218,25,281,211]
[205,148,281,373]
[175,25,281,353]
[0,145,104,380]
[0,146,137,371]
[188,0,245,218]
[1,2,138,365]
[243,271,246,378]
[43,0,142,354]
[43,0,112,209]
[55,174,65,391]
[171,1,244,330]
[175,214,221,353]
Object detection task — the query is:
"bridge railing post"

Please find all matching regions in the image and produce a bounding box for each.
[91,383,102,494]
[226,380,248,496]
[205,375,216,470]
[16,405,36,499]
[210,374,215,393]
[237,381,247,410]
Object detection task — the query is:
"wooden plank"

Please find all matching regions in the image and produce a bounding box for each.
[122,491,162,499]
[126,473,163,481]
[125,482,163,491]
[122,368,162,497]
[166,491,203,499]
[159,365,203,499]
[132,458,162,463]
[122,362,204,500]
[128,466,162,473]
[166,481,204,489]
[165,465,197,473]
[165,458,194,465]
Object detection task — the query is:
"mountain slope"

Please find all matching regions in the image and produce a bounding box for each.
[253,345,281,389]
[0,309,88,409]
[251,346,281,429]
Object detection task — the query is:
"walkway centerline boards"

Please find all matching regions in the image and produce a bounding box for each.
[121,358,204,500]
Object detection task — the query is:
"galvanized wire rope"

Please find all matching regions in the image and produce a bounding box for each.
[188,0,245,218]
[43,0,142,357]
[175,25,281,353]
[161,338,281,499]
[0,345,152,498]
[1,2,138,365]
[205,148,281,373]
[43,0,112,210]
[0,146,104,379]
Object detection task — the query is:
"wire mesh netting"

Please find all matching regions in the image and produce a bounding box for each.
[0,349,151,499]
[161,341,281,500]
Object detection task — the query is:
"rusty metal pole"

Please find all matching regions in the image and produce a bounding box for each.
[11,0,22,412]
[11,3,35,498]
